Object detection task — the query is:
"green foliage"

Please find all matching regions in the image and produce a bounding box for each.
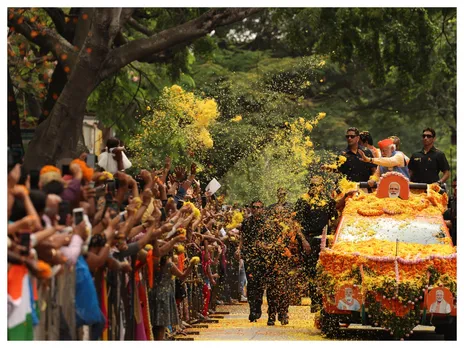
[8,8,456,202]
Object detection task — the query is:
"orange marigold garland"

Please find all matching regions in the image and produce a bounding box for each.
[357,207,384,216]
[382,202,403,215]
[317,179,454,340]
[70,158,94,182]
[36,260,52,279]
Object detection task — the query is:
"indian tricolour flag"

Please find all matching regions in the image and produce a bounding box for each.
[8,264,33,340]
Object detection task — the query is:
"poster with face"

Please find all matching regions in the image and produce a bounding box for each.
[335,286,361,311]
[427,287,453,314]
[376,172,409,199]
[388,182,400,198]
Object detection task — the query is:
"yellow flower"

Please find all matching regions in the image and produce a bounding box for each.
[231,115,242,122]
[305,122,313,131]
[146,106,151,111]
[338,155,347,165]
[175,244,185,254]
[190,256,200,265]
[226,211,244,229]
[317,112,326,119]
[170,84,183,94]
[183,202,201,218]
[198,128,214,148]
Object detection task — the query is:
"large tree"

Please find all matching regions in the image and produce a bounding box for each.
[8,8,261,169]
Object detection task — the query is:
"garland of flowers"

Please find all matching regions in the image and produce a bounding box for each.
[317,250,456,339]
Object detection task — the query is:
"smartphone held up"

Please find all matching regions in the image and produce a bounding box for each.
[73,208,84,225]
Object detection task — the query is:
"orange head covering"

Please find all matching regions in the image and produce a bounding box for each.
[40,165,61,176]
[377,138,394,149]
[70,158,94,182]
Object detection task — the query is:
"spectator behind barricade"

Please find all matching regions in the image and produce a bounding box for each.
[39,163,83,208]
[408,128,450,185]
[358,138,410,187]
[389,135,410,164]
[338,127,377,182]
[359,131,380,158]
[8,150,263,341]
[98,137,132,174]
[151,248,197,340]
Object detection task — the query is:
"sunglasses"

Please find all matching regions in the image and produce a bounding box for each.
[252,205,262,209]
[345,135,358,139]
[422,134,434,139]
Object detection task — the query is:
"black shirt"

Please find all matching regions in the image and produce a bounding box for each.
[338,146,376,182]
[443,195,457,245]
[241,215,265,260]
[294,197,338,239]
[408,146,450,184]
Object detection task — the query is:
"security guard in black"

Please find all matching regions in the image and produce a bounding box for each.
[408,146,450,184]
[408,128,450,184]
[338,127,377,182]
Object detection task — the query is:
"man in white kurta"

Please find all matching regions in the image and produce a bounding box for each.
[429,290,451,314]
[337,288,361,311]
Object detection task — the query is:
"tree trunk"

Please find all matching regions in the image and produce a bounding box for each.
[39,62,69,124]
[8,70,24,151]
[22,9,123,170]
[22,92,89,170]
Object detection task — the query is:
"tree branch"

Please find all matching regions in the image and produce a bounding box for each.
[119,8,136,28]
[100,8,262,79]
[8,11,76,66]
[124,17,185,64]
[29,55,57,64]
[71,8,93,49]
[127,17,155,36]
[43,8,66,34]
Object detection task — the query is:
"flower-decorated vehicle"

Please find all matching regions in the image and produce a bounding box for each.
[316,172,456,340]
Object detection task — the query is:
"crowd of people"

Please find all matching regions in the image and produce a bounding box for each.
[8,138,249,341]
[7,125,456,340]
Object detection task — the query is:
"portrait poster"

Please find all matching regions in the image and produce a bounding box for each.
[335,285,362,311]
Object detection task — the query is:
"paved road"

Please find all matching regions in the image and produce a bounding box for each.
[189,297,443,341]
[193,297,326,341]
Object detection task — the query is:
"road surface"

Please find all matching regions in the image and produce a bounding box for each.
[182,297,444,341]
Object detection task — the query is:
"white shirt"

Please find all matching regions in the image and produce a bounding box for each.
[337,298,361,311]
[429,300,451,314]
